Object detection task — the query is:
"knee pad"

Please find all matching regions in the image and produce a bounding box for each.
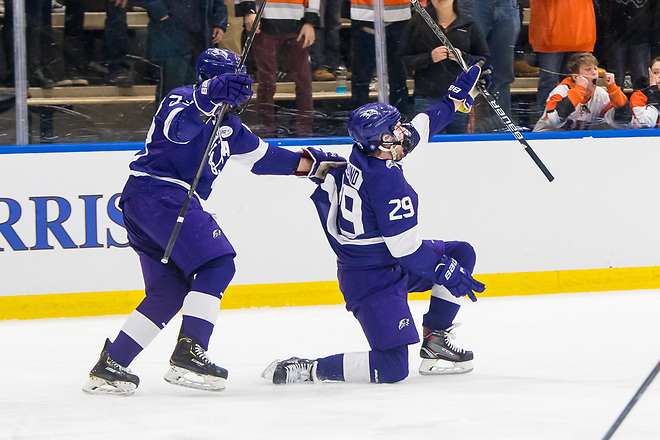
[369,345,409,383]
[191,254,236,299]
[353,293,419,351]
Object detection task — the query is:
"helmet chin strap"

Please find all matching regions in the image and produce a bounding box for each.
[378,144,400,161]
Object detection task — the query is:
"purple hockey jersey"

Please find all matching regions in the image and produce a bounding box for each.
[123,84,301,202]
[311,98,456,272]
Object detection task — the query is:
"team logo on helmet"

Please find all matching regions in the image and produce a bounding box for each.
[360,109,380,118]
[196,48,245,84]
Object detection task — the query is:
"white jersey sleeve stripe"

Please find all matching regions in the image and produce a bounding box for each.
[411,112,431,144]
[230,138,269,168]
[384,225,423,258]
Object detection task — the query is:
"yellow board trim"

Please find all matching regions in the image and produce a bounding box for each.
[2,266,659,320]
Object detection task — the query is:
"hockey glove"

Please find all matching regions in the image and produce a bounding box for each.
[299,147,347,184]
[478,62,493,90]
[435,256,485,302]
[194,73,254,117]
[447,59,484,113]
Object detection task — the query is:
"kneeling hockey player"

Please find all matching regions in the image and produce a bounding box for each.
[262,60,491,385]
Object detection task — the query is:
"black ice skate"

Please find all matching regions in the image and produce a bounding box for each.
[82,339,140,396]
[419,324,474,375]
[261,357,318,384]
[163,335,228,392]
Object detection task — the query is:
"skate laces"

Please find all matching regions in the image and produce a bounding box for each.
[443,331,465,354]
[443,323,465,354]
[284,361,310,383]
[192,344,212,365]
[107,357,133,375]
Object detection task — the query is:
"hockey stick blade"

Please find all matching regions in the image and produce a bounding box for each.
[161,0,268,264]
[409,0,554,182]
[602,359,660,440]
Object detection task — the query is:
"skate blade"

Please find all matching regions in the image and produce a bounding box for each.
[418,358,473,375]
[164,366,226,392]
[82,377,137,396]
[260,359,282,382]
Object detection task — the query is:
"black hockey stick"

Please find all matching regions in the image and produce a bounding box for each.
[161,0,267,264]
[601,358,660,440]
[409,0,554,182]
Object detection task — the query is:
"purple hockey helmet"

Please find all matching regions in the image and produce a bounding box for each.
[347,102,402,153]
[196,48,246,84]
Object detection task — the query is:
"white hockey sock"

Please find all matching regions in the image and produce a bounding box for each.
[120,309,162,349]
[431,284,462,304]
[181,290,221,326]
[343,352,371,383]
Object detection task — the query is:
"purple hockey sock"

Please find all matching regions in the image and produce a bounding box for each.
[423,295,460,330]
[317,353,345,381]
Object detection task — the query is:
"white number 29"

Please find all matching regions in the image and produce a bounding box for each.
[389,196,415,221]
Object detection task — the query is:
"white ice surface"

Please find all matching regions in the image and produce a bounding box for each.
[1,290,659,440]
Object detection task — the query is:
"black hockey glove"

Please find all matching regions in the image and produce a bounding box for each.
[194,73,254,116]
[300,147,347,184]
[434,256,485,302]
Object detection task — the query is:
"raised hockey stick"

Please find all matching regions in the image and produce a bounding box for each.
[601,358,660,440]
[161,0,267,264]
[409,0,554,182]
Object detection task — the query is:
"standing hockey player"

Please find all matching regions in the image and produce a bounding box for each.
[83,48,345,396]
[262,60,491,385]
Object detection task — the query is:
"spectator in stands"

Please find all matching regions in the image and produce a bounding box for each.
[653,2,660,58]
[139,0,229,102]
[60,0,89,86]
[399,0,489,134]
[512,0,539,78]
[310,0,342,81]
[629,56,660,129]
[533,52,628,131]
[217,0,243,54]
[529,0,596,114]
[596,0,653,91]
[235,0,319,137]
[3,0,57,88]
[105,0,134,87]
[457,0,519,132]
[349,0,411,116]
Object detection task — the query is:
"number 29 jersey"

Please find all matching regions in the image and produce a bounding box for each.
[311,118,441,270]
[312,98,455,271]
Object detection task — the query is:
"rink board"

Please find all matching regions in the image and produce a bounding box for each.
[1,131,660,319]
